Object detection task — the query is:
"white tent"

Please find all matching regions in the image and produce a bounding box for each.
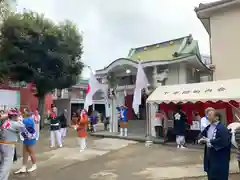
[147,78,240,104]
[145,79,240,139]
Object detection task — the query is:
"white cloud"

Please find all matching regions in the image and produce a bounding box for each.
[17,0,215,77]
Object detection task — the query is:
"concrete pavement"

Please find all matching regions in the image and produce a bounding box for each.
[10,128,240,180]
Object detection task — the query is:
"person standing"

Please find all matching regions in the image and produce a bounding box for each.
[75,109,88,152]
[59,109,68,140]
[89,110,98,132]
[15,111,37,174]
[48,107,62,148]
[0,109,25,180]
[116,105,128,137]
[198,108,231,180]
[154,110,162,138]
[235,126,240,172]
[228,121,240,172]
[173,105,187,149]
[200,108,210,132]
[33,109,40,140]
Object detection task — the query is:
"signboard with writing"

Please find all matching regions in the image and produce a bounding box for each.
[163,87,226,96]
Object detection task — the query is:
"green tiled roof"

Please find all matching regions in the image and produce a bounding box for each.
[128,35,200,62]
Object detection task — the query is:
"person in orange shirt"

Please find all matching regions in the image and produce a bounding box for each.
[75,109,88,152]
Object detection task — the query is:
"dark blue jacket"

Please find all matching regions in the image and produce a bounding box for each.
[173,111,187,135]
[200,123,231,180]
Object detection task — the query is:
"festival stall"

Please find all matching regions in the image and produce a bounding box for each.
[146,78,240,141]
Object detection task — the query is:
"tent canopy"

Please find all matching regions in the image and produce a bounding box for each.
[147,78,240,104]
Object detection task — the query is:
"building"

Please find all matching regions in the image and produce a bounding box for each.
[195,0,240,80]
[52,79,106,123]
[0,81,52,112]
[95,35,212,133]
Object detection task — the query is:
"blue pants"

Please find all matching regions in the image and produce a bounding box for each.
[0,144,15,180]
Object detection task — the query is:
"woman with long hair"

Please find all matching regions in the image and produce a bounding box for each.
[15,110,37,174]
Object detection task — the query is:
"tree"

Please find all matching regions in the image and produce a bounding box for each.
[0,11,84,126]
[0,0,16,19]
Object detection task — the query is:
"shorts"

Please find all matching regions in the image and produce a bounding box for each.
[120,122,128,128]
[23,139,36,146]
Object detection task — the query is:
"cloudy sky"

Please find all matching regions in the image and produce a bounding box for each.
[17,0,216,77]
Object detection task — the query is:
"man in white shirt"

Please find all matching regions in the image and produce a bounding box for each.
[200,108,210,132]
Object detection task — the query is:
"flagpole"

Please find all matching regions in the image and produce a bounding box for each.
[83,64,113,132]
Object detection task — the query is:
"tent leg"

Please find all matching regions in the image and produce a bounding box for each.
[145,102,153,147]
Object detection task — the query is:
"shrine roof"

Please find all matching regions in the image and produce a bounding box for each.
[128,35,201,62]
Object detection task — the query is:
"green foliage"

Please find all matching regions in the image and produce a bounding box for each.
[0,11,84,97]
[0,0,15,19]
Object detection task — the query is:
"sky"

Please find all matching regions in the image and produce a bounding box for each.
[16,0,216,78]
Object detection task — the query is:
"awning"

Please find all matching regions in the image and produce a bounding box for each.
[147,78,240,104]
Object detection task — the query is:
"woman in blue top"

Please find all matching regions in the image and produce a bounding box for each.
[15,111,37,174]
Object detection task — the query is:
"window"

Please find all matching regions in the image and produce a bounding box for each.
[157,65,168,74]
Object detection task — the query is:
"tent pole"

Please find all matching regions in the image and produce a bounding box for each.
[145,102,153,147]
[227,101,240,122]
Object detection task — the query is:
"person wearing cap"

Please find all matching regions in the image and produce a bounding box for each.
[48,107,62,148]
[0,109,25,180]
[15,110,37,174]
[116,105,128,137]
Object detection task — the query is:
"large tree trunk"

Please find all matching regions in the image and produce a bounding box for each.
[38,96,45,129]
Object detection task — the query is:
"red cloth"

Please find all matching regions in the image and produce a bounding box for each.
[159,101,238,125]
[51,113,57,119]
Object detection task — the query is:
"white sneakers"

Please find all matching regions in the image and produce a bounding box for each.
[177,145,187,149]
[14,164,37,174]
[27,164,37,172]
[50,144,63,148]
[14,166,27,174]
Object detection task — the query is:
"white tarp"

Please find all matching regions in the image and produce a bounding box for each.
[147,78,240,104]
[0,89,20,108]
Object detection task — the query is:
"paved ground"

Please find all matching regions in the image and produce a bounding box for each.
[10,129,240,180]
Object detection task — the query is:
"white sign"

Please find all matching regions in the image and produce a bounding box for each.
[190,121,200,130]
